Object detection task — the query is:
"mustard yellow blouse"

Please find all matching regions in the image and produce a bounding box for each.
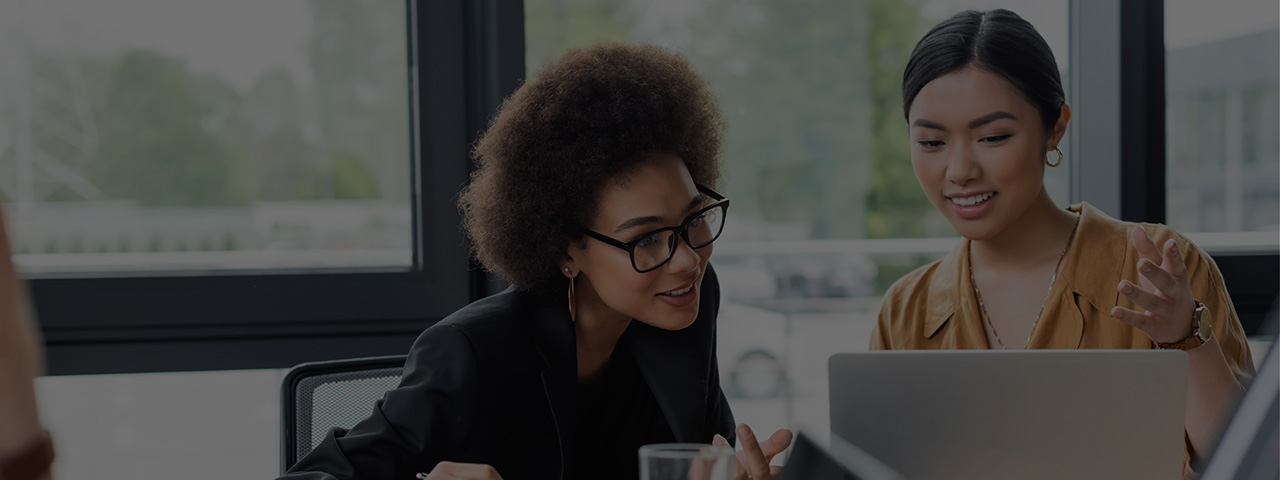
[870,202,1255,476]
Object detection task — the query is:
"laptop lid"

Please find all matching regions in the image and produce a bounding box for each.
[829,350,1188,480]
[776,431,903,480]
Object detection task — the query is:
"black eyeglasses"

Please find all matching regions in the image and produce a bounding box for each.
[581,185,729,273]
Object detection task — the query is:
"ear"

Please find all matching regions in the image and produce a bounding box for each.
[562,242,586,277]
[1046,103,1072,151]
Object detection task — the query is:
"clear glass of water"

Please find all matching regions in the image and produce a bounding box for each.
[639,443,736,480]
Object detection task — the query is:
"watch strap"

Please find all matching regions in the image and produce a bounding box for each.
[1155,301,1208,351]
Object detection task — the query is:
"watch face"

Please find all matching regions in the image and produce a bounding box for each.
[1196,304,1213,342]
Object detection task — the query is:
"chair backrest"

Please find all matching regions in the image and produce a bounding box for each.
[280,354,408,474]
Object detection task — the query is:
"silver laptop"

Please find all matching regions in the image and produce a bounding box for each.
[829,350,1188,480]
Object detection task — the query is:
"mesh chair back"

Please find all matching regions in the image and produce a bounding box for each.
[281,355,407,473]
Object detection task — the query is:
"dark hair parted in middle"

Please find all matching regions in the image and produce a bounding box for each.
[459,43,724,293]
[902,9,1065,132]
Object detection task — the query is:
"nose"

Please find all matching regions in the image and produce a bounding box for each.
[944,144,980,186]
[664,235,704,273]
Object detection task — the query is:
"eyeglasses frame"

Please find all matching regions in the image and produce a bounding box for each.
[579,184,729,273]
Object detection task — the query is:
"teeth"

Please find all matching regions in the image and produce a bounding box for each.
[951,192,994,206]
[664,285,692,296]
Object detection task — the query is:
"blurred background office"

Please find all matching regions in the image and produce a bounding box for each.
[0,0,1274,478]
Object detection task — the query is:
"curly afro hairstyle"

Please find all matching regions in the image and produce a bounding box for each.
[458,43,724,293]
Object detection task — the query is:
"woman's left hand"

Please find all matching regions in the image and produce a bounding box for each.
[1110,226,1197,343]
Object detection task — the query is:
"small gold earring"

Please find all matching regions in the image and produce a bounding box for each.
[1046,147,1064,167]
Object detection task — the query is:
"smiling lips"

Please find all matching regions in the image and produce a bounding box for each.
[657,280,698,307]
[948,191,996,219]
[662,284,693,296]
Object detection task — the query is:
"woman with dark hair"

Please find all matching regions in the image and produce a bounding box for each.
[280,43,790,480]
[873,9,1253,476]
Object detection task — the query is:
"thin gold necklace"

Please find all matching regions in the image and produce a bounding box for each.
[969,212,1081,350]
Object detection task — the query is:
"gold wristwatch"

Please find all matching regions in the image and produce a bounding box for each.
[1155,300,1212,351]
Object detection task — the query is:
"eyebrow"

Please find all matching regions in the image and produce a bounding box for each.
[967,111,1018,129]
[910,111,1019,131]
[612,193,708,234]
[910,118,946,131]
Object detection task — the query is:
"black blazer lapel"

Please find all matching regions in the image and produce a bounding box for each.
[531,293,577,479]
[626,302,714,443]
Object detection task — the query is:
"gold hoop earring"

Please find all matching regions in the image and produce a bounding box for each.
[567,276,576,322]
[564,267,577,322]
[1046,147,1064,167]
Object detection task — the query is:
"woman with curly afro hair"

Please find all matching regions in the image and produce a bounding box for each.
[281,43,791,480]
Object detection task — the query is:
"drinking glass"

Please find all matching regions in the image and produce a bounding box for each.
[639,443,736,480]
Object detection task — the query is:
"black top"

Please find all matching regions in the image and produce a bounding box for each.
[573,341,676,480]
[279,265,735,480]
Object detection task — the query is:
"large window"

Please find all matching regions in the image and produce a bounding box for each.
[24,0,497,375]
[527,0,1071,447]
[1165,0,1279,245]
[31,2,518,478]
[1,0,413,274]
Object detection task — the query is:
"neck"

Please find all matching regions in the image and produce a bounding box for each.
[571,277,631,383]
[970,189,1077,271]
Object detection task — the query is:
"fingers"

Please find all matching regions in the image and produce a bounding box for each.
[735,424,774,480]
[1118,279,1164,312]
[426,462,504,480]
[715,433,752,480]
[1131,239,1187,296]
[1161,238,1187,278]
[759,429,794,460]
[1134,258,1180,295]
[1116,230,1200,344]
[1128,226,1162,266]
[1117,235,1195,323]
[712,434,730,447]
[1110,306,1151,330]
[716,426,793,479]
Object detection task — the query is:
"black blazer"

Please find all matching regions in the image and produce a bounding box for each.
[279,266,736,480]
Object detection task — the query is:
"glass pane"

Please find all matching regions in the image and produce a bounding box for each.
[0,0,413,274]
[1165,0,1280,251]
[527,0,1068,449]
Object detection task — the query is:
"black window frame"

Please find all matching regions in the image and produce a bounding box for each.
[32,0,527,375]
[1118,0,1277,336]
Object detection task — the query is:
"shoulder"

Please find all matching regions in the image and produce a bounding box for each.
[1074,201,1193,248]
[437,287,529,330]
[410,287,540,359]
[1073,202,1210,267]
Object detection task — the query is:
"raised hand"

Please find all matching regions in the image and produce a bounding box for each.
[712,423,793,480]
[1110,226,1197,343]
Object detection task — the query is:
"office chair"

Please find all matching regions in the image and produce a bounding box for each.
[280,354,408,474]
